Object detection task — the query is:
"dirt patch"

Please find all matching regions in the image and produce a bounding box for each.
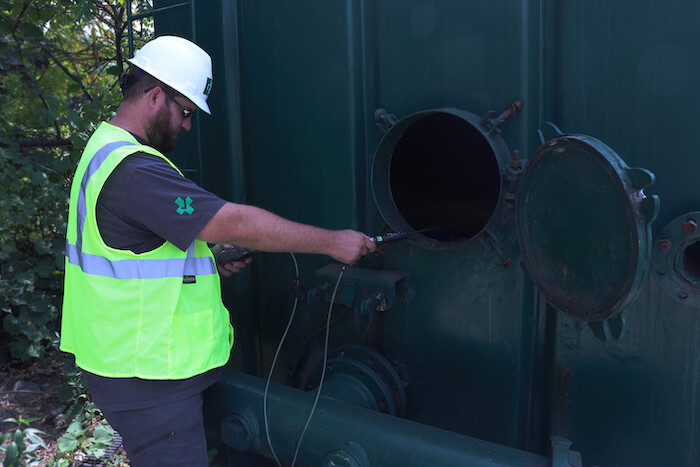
[0,341,128,466]
[0,348,67,465]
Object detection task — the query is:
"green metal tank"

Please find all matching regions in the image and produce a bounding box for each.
[138,1,700,465]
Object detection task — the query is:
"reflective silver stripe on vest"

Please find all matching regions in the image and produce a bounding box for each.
[67,140,216,279]
[76,141,133,250]
[66,242,215,279]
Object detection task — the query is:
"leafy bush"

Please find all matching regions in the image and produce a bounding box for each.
[0,140,71,360]
[0,0,152,361]
[1,2,152,465]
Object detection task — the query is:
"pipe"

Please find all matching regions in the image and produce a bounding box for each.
[204,370,553,467]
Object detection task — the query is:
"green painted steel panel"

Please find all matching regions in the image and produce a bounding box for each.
[549,1,700,228]
[232,0,373,396]
[150,1,700,466]
[543,2,700,466]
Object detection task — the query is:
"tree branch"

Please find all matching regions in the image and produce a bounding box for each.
[0,138,72,149]
[19,139,72,149]
[10,1,31,35]
[41,44,94,102]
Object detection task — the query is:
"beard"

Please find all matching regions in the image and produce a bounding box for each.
[145,106,179,153]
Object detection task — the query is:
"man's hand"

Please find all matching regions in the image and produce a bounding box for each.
[329,230,377,265]
[212,243,253,277]
[217,256,253,277]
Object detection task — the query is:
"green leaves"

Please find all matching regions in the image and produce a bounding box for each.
[84,424,115,458]
[57,404,116,459]
[74,1,95,23]
[56,418,84,452]
[1,441,18,467]
[0,417,47,467]
[20,23,44,41]
[0,0,146,362]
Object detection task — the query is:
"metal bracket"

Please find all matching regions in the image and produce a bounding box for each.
[480,99,524,135]
[314,264,409,309]
[502,149,526,204]
[374,108,399,133]
[536,121,566,144]
[588,313,626,342]
[361,290,389,315]
[478,229,513,268]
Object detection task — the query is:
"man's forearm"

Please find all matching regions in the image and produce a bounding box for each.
[197,202,372,263]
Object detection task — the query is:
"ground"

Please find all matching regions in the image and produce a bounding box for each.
[0,344,128,466]
[0,350,65,465]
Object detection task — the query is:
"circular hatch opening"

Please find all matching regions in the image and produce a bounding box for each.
[386,112,501,247]
[681,240,700,284]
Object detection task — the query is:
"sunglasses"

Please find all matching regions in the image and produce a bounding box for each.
[163,90,194,119]
[143,85,194,119]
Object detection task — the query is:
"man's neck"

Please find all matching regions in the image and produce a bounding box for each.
[110,106,149,143]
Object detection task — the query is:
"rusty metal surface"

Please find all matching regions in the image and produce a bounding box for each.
[516,135,657,322]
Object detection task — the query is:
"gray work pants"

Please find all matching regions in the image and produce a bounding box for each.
[99,392,209,467]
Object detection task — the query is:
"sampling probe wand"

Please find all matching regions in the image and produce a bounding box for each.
[216,227,446,264]
[369,231,411,244]
[369,226,445,245]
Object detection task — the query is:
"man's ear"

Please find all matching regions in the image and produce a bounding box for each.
[146,86,164,110]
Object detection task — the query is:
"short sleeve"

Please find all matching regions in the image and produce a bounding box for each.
[97,153,227,253]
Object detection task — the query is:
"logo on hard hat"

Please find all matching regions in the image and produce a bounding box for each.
[203,78,212,97]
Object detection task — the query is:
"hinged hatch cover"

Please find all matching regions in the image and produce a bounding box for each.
[516,130,659,322]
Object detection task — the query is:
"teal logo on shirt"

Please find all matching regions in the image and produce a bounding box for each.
[175,196,194,215]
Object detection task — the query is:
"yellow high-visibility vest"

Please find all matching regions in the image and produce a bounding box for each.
[61,122,233,379]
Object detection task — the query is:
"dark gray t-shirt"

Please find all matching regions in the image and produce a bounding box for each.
[96,152,226,253]
[82,142,228,411]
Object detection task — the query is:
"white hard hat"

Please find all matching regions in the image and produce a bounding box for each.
[128,35,213,115]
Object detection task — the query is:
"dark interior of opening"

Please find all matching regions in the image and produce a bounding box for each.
[389,113,501,242]
[682,240,700,283]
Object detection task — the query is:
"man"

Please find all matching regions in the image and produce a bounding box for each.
[60,35,375,466]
